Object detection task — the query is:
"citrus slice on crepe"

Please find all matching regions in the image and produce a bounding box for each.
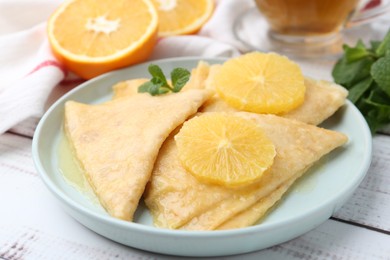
[151,0,214,36]
[213,52,306,114]
[47,0,158,79]
[175,113,276,187]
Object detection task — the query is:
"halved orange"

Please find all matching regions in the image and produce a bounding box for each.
[47,0,158,79]
[175,113,276,187]
[213,52,306,114]
[151,0,214,36]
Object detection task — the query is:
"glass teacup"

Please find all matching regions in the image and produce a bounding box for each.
[234,0,390,58]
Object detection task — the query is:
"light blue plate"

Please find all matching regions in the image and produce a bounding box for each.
[32,57,372,257]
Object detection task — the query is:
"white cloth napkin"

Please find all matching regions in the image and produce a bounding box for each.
[0,0,250,135]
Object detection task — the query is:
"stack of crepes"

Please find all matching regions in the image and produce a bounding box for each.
[64,53,348,230]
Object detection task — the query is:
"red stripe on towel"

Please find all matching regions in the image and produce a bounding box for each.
[363,0,381,10]
[27,60,67,77]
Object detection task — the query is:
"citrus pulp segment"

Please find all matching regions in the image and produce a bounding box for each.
[214,52,306,114]
[175,113,276,187]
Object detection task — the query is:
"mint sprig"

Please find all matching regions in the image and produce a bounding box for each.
[138,64,190,96]
[332,30,390,133]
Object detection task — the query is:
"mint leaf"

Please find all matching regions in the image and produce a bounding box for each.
[138,64,191,96]
[138,81,155,93]
[332,55,374,87]
[371,55,390,96]
[171,68,190,92]
[363,88,390,133]
[364,112,385,133]
[158,87,171,95]
[348,77,373,103]
[344,40,371,62]
[138,81,163,96]
[149,84,161,96]
[332,31,390,133]
[370,40,382,53]
[368,87,390,105]
[148,64,169,87]
[375,30,390,57]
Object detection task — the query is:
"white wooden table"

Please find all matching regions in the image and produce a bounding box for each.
[1,59,390,260]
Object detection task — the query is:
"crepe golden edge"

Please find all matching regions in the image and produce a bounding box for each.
[64,89,212,221]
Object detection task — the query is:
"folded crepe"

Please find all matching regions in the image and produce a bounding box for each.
[217,176,295,230]
[112,62,347,125]
[182,60,210,91]
[110,60,209,99]
[112,78,148,99]
[64,89,211,221]
[107,61,348,229]
[109,60,211,100]
[199,63,348,125]
[144,112,348,230]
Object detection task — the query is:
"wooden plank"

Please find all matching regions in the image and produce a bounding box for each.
[333,134,390,231]
[0,136,152,259]
[0,133,37,177]
[250,219,390,260]
[0,226,152,260]
[1,132,389,259]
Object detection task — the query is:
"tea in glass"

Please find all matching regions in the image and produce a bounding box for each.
[254,0,359,41]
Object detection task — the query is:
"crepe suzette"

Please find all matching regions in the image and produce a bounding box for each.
[110,61,210,99]
[64,89,211,221]
[110,58,348,229]
[177,60,348,230]
[199,63,348,125]
[144,112,347,230]
[112,61,347,126]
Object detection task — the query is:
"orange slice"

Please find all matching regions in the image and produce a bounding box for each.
[175,113,276,187]
[47,0,158,79]
[151,0,214,36]
[213,52,306,114]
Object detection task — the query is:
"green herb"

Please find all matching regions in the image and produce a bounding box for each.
[138,64,190,96]
[332,30,390,133]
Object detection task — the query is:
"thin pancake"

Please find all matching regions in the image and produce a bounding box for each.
[216,176,295,230]
[110,61,211,101]
[64,89,211,221]
[144,126,231,229]
[182,60,210,91]
[112,62,347,125]
[280,78,348,125]
[144,112,347,230]
[200,64,347,125]
[112,78,148,99]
